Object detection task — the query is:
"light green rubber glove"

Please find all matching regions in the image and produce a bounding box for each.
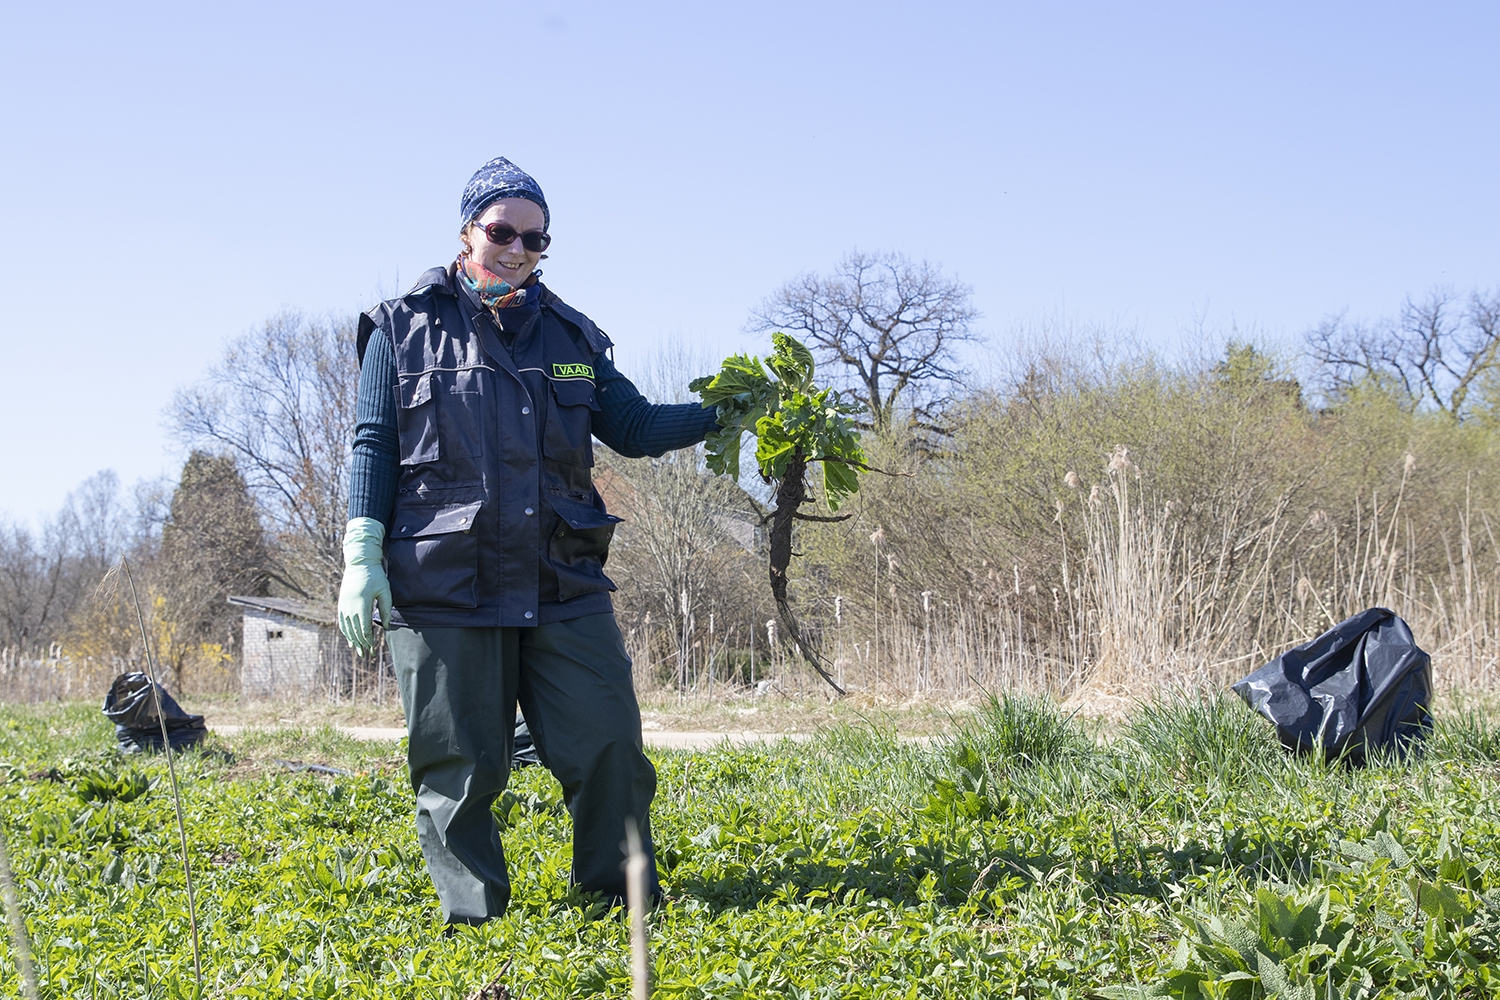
[338,517,393,656]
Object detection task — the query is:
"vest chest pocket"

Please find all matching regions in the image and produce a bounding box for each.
[395,373,439,465]
[387,501,482,608]
[395,370,485,467]
[543,379,599,467]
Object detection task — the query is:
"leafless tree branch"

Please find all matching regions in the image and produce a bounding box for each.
[749,250,982,433]
[1307,287,1500,419]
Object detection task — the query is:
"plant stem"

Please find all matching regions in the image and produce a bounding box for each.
[120,557,203,990]
[0,822,40,1000]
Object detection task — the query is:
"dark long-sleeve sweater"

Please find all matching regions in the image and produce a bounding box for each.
[347,327,719,528]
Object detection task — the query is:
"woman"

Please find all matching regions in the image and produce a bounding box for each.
[338,156,718,925]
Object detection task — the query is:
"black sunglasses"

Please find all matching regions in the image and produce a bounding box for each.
[474,222,552,253]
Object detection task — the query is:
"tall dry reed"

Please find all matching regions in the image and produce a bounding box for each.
[625,448,1500,703]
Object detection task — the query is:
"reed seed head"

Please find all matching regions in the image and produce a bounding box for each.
[1107,445,1136,476]
[1064,470,1081,489]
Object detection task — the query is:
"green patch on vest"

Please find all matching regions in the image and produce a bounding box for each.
[552,362,595,380]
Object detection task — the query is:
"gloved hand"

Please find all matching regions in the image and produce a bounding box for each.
[338,517,393,656]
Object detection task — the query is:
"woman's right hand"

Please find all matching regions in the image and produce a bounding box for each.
[338,517,393,655]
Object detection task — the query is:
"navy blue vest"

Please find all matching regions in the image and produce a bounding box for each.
[357,266,621,627]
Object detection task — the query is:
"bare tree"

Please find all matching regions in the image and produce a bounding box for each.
[0,471,128,652]
[168,312,358,602]
[600,339,767,688]
[0,521,65,651]
[749,250,982,432]
[1307,287,1500,419]
[598,450,751,688]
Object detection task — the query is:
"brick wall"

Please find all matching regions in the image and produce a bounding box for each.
[240,610,343,698]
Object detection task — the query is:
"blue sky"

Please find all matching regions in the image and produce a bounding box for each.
[1,1,1496,524]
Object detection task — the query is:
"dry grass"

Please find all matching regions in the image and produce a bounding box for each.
[12,450,1500,718]
[625,449,1500,706]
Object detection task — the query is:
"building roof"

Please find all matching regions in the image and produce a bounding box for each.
[227,595,337,626]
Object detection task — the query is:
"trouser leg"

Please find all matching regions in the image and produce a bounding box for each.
[519,613,662,900]
[389,625,517,923]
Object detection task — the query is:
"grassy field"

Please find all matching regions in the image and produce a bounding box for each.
[1,696,1499,998]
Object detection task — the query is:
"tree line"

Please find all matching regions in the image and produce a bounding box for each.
[3,256,1498,699]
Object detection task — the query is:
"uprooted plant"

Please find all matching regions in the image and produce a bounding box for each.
[692,333,872,695]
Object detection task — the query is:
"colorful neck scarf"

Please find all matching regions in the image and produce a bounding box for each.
[457,253,537,311]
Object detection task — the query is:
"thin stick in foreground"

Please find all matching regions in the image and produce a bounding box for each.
[118,558,203,989]
[624,819,650,1000]
[0,823,41,1000]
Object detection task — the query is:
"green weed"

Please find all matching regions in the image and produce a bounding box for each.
[2,699,1500,997]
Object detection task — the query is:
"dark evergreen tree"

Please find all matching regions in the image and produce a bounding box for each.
[158,452,270,681]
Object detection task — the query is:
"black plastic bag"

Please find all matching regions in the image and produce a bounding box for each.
[102,672,208,753]
[1232,607,1432,763]
[513,710,541,769]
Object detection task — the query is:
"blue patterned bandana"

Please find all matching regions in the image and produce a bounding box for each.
[460,156,550,229]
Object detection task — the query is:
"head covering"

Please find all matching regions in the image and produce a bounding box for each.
[460,156,549,230]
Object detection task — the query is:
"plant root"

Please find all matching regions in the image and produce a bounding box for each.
[768,452,846,696]
[464,959,516,999]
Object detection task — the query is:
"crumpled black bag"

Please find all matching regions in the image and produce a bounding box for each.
[102,672,208,753]
[1232,607,1433,763]
[513,711,541,769]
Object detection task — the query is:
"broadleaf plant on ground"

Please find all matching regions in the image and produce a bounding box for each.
[7,696,1500,997]
[692,332,868,694]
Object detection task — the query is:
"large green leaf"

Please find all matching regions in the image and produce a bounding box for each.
[693,333,866,506]
[767,331,816,388]
[823,459,859,511]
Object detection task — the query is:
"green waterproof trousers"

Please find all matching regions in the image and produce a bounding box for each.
[388,613,660,923]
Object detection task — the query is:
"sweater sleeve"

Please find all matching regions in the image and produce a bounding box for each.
[590,353,720,458]
[347,328,400,529]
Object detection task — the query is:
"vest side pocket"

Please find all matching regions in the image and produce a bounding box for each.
[387,501,483,609]
[544,490,621,602]
[395,372,440,466]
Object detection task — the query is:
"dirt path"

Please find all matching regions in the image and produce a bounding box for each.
[209,724,822,750]
[195,691,972,743]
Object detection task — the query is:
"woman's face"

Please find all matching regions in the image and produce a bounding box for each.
[464,198,547,285]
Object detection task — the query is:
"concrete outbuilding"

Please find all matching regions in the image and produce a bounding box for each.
[228,596,350,698]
